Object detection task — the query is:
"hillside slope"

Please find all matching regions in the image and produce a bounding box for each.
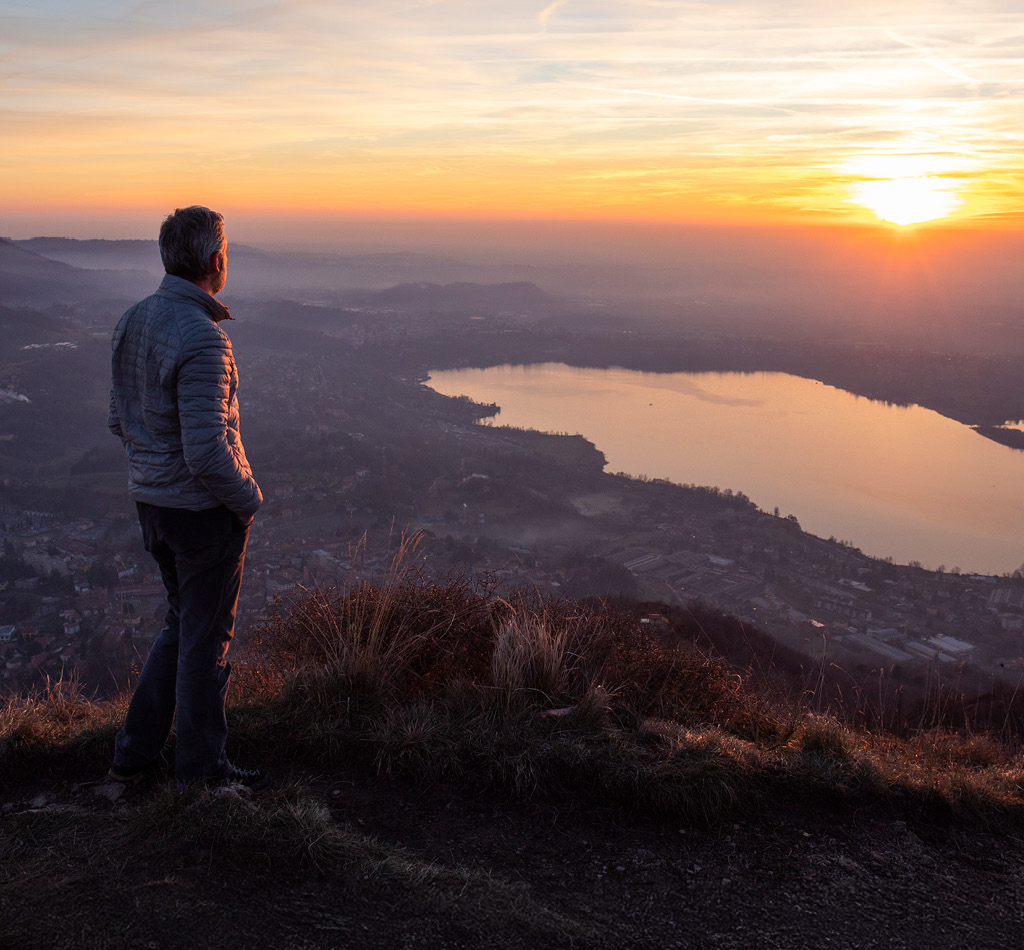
[2,582,1022,948]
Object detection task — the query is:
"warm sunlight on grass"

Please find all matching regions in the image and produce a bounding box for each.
[4,577,1024,843]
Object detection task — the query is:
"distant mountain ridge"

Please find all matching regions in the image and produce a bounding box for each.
[7,237,559,318]
[0,238,152,307]
[12,237,553,300]
[14,237,162,273]
[341,280,553,313]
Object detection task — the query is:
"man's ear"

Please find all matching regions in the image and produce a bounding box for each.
[208,250,225,275]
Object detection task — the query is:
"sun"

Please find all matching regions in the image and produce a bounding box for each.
[850,176,961,226]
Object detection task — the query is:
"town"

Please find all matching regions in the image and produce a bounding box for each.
[3,402,1023,697]
[2,249,1024,705]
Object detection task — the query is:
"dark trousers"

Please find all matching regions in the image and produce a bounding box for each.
[114,503,249,783]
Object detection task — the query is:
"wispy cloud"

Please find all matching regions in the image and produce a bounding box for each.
[2,1,1023,226]
[537,0,569,31]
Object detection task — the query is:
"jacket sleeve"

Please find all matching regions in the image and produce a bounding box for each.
[177,327,263,520]
[108,388,124,442]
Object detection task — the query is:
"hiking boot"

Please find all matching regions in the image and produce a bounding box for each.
[106,759,159,784]
[107,746,171,784]
[220,762,271,791]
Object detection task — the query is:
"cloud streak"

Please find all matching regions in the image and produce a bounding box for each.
[2,1,1023,228]
[538,0,569,31]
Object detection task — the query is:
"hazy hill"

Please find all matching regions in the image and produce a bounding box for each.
[0,304,70,351]
[0,239,150,308]
[14,237,162,273]
[0,321,110,472]
[13,237,554,301]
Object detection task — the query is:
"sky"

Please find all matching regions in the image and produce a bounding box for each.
[3,0,1024,239]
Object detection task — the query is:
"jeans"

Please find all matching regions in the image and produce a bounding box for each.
[114,503,249,783]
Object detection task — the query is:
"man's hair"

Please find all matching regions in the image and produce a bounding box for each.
[158,206,225,281]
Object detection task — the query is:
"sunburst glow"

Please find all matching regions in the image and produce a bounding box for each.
[851,177,962,226]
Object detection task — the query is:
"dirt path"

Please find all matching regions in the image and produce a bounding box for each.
[2,771,1022,950]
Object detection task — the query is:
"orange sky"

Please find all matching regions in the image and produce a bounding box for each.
[4,1,1024,238]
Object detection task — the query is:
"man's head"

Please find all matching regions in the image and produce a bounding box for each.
[158,206,227,294]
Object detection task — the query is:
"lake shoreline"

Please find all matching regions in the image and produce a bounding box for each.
[427,362,1024,575]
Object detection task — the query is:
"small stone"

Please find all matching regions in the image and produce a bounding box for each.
[2,803,14,815]
[540,706,574,717]
[29,793,48,809]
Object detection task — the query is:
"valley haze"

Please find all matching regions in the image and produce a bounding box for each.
[1,222,1023,727]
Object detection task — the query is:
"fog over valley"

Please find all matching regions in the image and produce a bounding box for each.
[8,222,1024,352]
[2,223,1024,726]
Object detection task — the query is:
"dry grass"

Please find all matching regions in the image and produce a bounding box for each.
[0,673,125,781]
[254,544,495,718]
[3,576,1024,825]
[491,614,575,707]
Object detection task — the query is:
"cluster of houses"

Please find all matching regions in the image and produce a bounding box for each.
[4,488,1024,693]
[599,524,1024,674]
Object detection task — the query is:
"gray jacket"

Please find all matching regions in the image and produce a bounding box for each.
[109,274,263,521]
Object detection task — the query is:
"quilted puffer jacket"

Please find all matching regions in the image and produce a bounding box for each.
[108,274,263,522]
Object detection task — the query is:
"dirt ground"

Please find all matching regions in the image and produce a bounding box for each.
[2,767,1022,950]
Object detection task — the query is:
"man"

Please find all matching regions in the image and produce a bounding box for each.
[107,205,267,788]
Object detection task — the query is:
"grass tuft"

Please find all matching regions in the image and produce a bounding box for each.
[0,673,123,780]
[796,715,853,760]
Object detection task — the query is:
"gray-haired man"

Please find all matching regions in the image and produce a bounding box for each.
[107,206,267,788]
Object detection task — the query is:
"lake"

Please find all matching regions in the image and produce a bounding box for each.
[425,363,1024,576]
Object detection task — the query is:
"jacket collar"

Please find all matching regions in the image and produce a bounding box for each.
[155,274,233,322]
